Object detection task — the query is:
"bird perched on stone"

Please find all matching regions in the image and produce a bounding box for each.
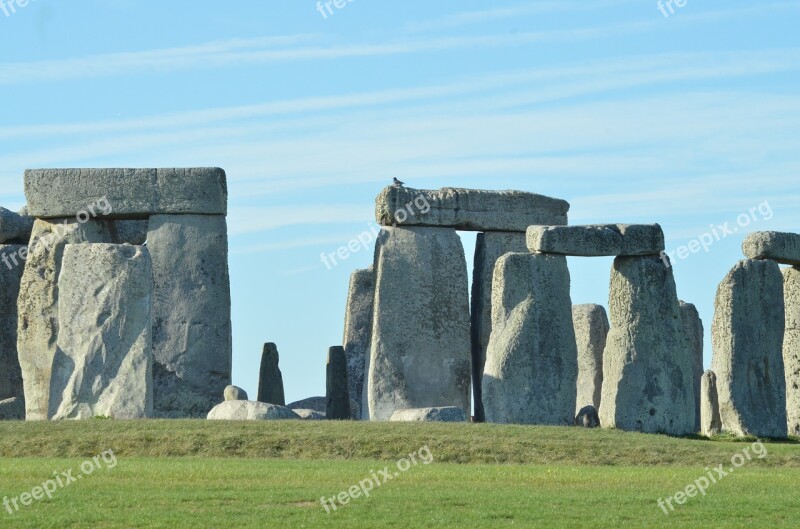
[393,177,405,187]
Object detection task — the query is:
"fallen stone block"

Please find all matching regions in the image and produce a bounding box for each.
[390,407,467,422]
[573,304,609,412]
[287,396,326,413]
[600,255,695,435]
[24,168,227,218]
[207,400,300,420]
[712,259,787,438]
[482,253,577,425]
[527,224,664,256]
[368,227,471,420]
[375,186,569,232]
[294,409,326,420]
[51,243,153,420]
[742,231,800,265]
[471,232,528,422]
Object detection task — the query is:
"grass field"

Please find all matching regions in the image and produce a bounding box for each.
[0,421,798,528]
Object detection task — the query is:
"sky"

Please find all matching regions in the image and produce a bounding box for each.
[1,0,798,404]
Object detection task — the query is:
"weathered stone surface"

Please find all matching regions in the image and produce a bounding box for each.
[783,266,800,436]
[18,219,149,421]
[51,244,153,420]
[471,232,528,422]
[573,304,609,412]
[390,407,467,422]
[224,385,248,402]
[148,215,232,418]
[257,343,285,406]
[527,224,664,256]
[600,256,695,435]
[326,346,350,420]
[376,186,569,232]
[0,246,25,402]
[701,370,722,437]
[287,396,326,413]
[680,301,704,432]
[207,400,300,421]
[482,253,577,425]
[24,168,227,218]
[341,267,374,420]
[711,259,787,438]
[294,409,326,420]
[0,397,24,421]
[575,405,600,428]
[0,207,33,243]
[368,227,471,421]
[742,231,800,265]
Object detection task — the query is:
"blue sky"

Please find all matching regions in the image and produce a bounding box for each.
[1,0,798,404]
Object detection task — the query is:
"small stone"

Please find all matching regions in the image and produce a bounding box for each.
[574,405,600,428]
[224,385,248,402]
[390,407,467,422]
[207,401,300,421]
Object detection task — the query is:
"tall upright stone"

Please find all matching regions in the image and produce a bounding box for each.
[711,259,787,438]
[17,218,145,420]
[0,245,25,403]
[368,227,471,421]
[148,214,232,418]
[680,301,704,432]
[257,343,285,406]
[700,370,722,437]
[51,244,153,419]
[572,304,609,412]
[600,255,695,435]
[471,232,528,422]
[783,266,800,436]
[482,253,577,425]
[341,267,374,420]
[326,346,350,420]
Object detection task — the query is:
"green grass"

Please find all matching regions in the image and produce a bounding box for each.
[0,421,798,528]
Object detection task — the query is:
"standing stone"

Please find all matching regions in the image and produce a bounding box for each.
[573,304,609,412]
[224,385,248,402]
[326,346,350,420]
[51,244,153,420]
[783,266,800,436]
[257,343,285,406]
[711,259,787,438]
[680,301,704,432]
[0,397,24,421]
[701,370,722,437]
[482,253,577,425]
[341,267,374,420]
[148,215,232,418]
[471,232,528,422]
[0,208,33,243]
[600,256,695,435]
[18,219,145,420]
[0,246,25,404]
[368,227,471,421]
